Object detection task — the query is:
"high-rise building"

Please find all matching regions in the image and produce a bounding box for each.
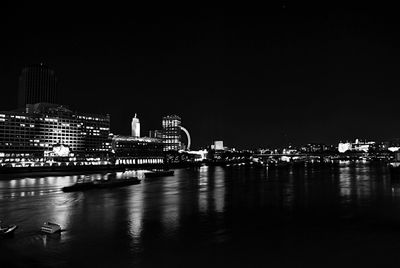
[162,115,181,151]
[131,113,140,137]
[18,63,57,108]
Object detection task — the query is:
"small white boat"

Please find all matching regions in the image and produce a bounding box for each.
[0,221,18,237]
[41,222,61,234]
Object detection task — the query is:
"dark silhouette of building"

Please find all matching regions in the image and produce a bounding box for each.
[18,63,57,108]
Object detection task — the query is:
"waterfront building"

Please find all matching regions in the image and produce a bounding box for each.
[187,149,208,162]
[388,146,400,152]
[300,143,328,153]
[18,63,57,108]
[0,103,111,167]
[111,135,164,165]
[213,141,224,150]
[131,113,140,137]
[338,139,375,153]
[162,115,181,151]
[256,148,277,154]
[149,130,163,139]
[338,142,352,153]
[375,140,400,152]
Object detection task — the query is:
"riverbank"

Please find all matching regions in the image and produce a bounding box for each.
[0,162,205,179]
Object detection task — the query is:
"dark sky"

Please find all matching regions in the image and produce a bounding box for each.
[2,2,400,149]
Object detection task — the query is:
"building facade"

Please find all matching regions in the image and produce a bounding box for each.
[111,135,164,165]
[18,63,57,108]
[338,139,375,153]
[162,115,181,151]
[213,141,224,150]
[0,103,111,167]
[149,130,163,139]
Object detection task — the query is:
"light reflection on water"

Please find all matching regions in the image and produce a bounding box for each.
[339,166,352,202]
[127,180,143,247]
[337,165,386,207]
[0,165,399,267]
[198,166,209,214]
[213,167,225,213]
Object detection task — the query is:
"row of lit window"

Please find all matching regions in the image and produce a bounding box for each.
[0,123,107,130]
[75,115,109,122]
[0,141,109,146]
[115,158,164,165]
[0,116,109,125]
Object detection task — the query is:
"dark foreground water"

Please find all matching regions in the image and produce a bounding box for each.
[1,164,400,267]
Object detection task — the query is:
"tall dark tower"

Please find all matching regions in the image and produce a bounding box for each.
[18,63,57,108]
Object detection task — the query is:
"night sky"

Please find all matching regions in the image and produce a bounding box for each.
[2,3,400,149]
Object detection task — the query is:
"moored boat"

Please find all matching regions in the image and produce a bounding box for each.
[62,176,140,192]
[62,181,95,192]
[0,224,18,237]
[41,222,62,234]
[0,221,18,237]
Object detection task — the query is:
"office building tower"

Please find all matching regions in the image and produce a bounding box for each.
[18,63,57,108]
[131,113,140,137]
[162,115,181,151]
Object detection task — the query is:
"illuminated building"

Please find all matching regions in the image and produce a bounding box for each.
[149,130,163,139]
[338,142,352,153]
[214,141,224,150]
[111,135,164,165]
[162,115,181,151]
[131,113,140,137]
[338,139,375,153]
[18,63,57,108]
[0,103,111,167]
[388,147,400,152]
[301,143,328,153]
[186,149,208,162]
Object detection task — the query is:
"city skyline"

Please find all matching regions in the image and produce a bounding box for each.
[4,4,400,267]
[3,4,400,148]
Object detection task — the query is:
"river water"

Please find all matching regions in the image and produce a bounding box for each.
[1,164,400,267]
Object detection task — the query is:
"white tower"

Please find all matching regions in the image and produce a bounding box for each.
[131,113,140,137]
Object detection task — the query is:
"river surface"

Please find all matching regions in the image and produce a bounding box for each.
[1,164,400,267]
